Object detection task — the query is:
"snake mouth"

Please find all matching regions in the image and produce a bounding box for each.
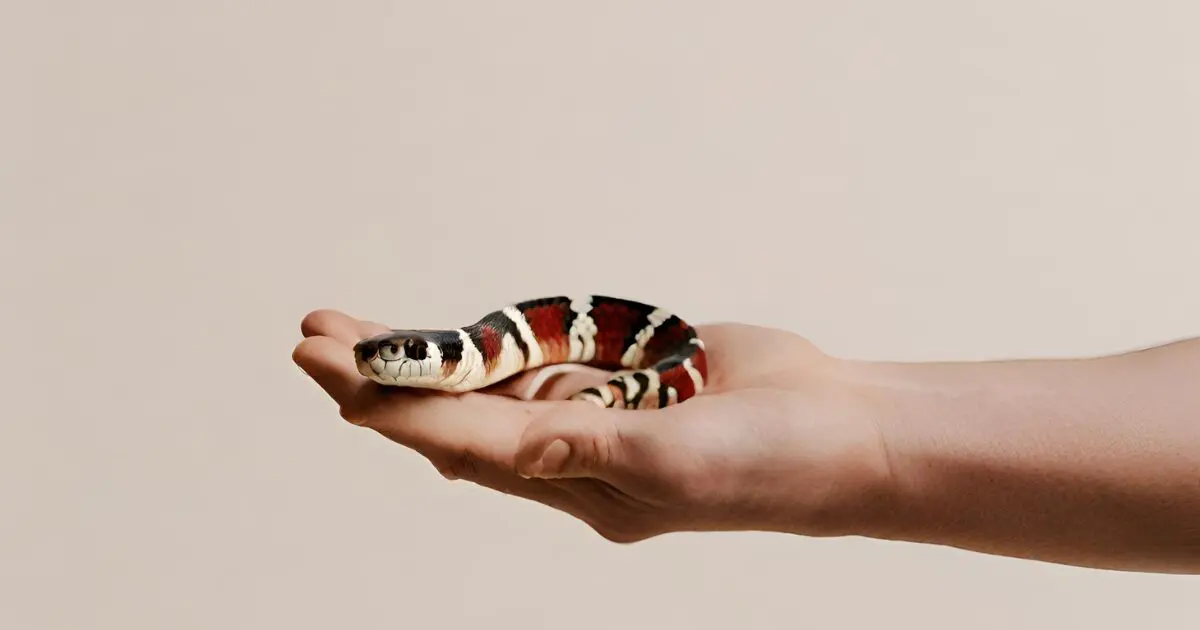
[353,333,389,363]
[353,332,444,385]
[353,334,396,381]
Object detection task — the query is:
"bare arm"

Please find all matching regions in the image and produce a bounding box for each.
[293,311,1200,572]
[850,339,1200,573]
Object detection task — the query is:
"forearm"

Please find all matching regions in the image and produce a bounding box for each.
[846,339,1200,573]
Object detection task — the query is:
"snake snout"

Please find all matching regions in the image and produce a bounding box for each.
[354,336,383,362]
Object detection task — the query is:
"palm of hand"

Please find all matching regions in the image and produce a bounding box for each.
[293,311,885,541]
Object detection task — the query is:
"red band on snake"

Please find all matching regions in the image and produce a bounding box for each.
[352,295,707,409]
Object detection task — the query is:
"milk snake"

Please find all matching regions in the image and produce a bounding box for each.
[353,295,707,409]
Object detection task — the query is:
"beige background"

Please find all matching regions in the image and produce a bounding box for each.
[4,2,1200,628]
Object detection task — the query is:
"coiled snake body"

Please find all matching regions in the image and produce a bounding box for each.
[353,295,707,409]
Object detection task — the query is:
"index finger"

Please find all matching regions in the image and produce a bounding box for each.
[293,334,376,410]
[361,388,584,467]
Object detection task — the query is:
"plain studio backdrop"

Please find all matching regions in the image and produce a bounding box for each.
[3,2,1199,628]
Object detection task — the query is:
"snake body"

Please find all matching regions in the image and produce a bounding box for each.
[353,295,707,409]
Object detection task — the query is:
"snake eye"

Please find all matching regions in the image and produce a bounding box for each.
[403,338,428,361]
[379,341,402,360]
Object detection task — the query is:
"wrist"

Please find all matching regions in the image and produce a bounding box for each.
[828,359,951,543]
[834,355,1107,538]
[755,356,906,539]
[827,356,1044,544]
[801,357,913,540]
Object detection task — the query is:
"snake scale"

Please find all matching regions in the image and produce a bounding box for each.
[353,295,707,409]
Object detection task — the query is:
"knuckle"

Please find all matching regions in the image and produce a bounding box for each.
[584,505,662,544]
[337,405,369,426]
[299,309,337,336]
[591,521,651,544]
[596,426,617,469]
[593,417,624,464]
[440,450,480,480]
[579,428,615,472]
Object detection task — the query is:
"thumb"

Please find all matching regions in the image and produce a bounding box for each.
[515,402,642,481]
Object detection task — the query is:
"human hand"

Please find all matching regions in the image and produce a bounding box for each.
[292,310,892,542]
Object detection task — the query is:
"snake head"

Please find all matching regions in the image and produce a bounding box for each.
[353,331,443,386]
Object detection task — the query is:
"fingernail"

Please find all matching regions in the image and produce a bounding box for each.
[524,439,571,478]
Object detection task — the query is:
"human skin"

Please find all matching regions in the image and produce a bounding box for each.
[292,309,1200,574]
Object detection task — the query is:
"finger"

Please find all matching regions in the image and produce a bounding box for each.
[435,454,574,505]
[358,319,390,338]
[514,401,650,483]
[356,386,546,463]
[468,473,583,517]
[292,334,372,409]
[300,309,389,347]
[436,457,618,537]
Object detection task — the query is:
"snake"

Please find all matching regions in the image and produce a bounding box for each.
[353,295,707,409]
